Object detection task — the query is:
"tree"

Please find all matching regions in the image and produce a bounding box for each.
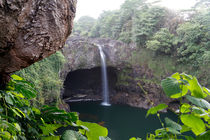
[73,16,96,36]
[175,21,208,66]
[16,51,66,106]
[146,28,174,55]
[133,6,167,46]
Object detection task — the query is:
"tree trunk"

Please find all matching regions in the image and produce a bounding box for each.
[0,0,77,87]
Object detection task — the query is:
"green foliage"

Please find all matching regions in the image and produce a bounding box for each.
[186,95,210,109]
[174,22,208,66]
[73,0,210,87]
[0,75,79,139]
[73,16,96,36]
[90,10,122,39]
[180,114,205,136]
[61,130,86,140]
[0,75,110,140]
[16,51,66,106]
[161,77,182,98]
[145,9,209,68]
[133,6,167,46]
[146,104,168,117]
[146,28,174,54]
[77,120,108,140]
[145,73,210,139]
[75,0,166,46]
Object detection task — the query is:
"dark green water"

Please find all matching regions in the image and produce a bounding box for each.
[68,102,177,140]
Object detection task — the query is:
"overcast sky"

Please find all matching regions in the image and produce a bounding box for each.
[75,0,197,20]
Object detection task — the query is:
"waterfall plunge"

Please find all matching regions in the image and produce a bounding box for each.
[98,46,111,106]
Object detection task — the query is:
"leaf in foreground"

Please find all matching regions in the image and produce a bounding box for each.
[77,120,108,140]
[180,114,205,136]
[146,104,168,117]
[161,77,181,97]
[187,77,207,98]
[186,95,210,110]
[165,117,181,131]
[61,130,87,140]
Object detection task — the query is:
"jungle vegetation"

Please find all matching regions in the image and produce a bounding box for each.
[73,0,210,87]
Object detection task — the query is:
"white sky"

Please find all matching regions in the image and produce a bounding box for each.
[75,0,125,20]
[75,0,197,20]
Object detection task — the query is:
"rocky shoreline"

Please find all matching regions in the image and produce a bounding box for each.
[62,91,178,111]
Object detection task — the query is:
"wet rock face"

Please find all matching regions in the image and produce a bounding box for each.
[61,36,136,79]
[63,67,117,99]
[61,36,171,108]
[0,0,77,78]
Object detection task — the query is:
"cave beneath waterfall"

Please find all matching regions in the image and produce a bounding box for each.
[63,67,117,100]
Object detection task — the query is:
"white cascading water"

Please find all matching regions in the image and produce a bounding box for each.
[98,46,111,106]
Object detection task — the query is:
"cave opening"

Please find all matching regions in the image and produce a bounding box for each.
[63,67,117,101]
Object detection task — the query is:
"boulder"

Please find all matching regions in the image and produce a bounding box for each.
[0,0,77,87]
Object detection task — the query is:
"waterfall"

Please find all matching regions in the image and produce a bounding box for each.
[98,46,111,106]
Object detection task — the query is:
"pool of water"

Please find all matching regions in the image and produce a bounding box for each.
[68,102,177,140]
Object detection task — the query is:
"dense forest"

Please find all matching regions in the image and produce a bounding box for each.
[15,52,66,107]
[73,0,210,86]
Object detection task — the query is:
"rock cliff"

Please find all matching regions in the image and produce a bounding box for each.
[62,36,172,109]
[0,0,77,87]
[62,36,136,77]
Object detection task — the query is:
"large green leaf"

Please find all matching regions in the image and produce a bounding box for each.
[0,131,11,139]
[180,73,193,80]
[167,127,181,135]
[165,117,181,131]
[11,108,22,118]
[180,103,191,113]
[61,130,87,140]
[192,106,209,121]
[186,95,210,109]
[161,77,181,97]
[171,72,181,80]
[11,75,23,81]
[187,77,207,98]
[77,120,108,140]
[181,114,206,136]
[39,124,62,135]
[41,106,78,123]
[5,95,14,105]
[180,125,191,133]
[14,123,21,132]
[203,87,210,96]
[146,104,168,117]
[170,85,188,98]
